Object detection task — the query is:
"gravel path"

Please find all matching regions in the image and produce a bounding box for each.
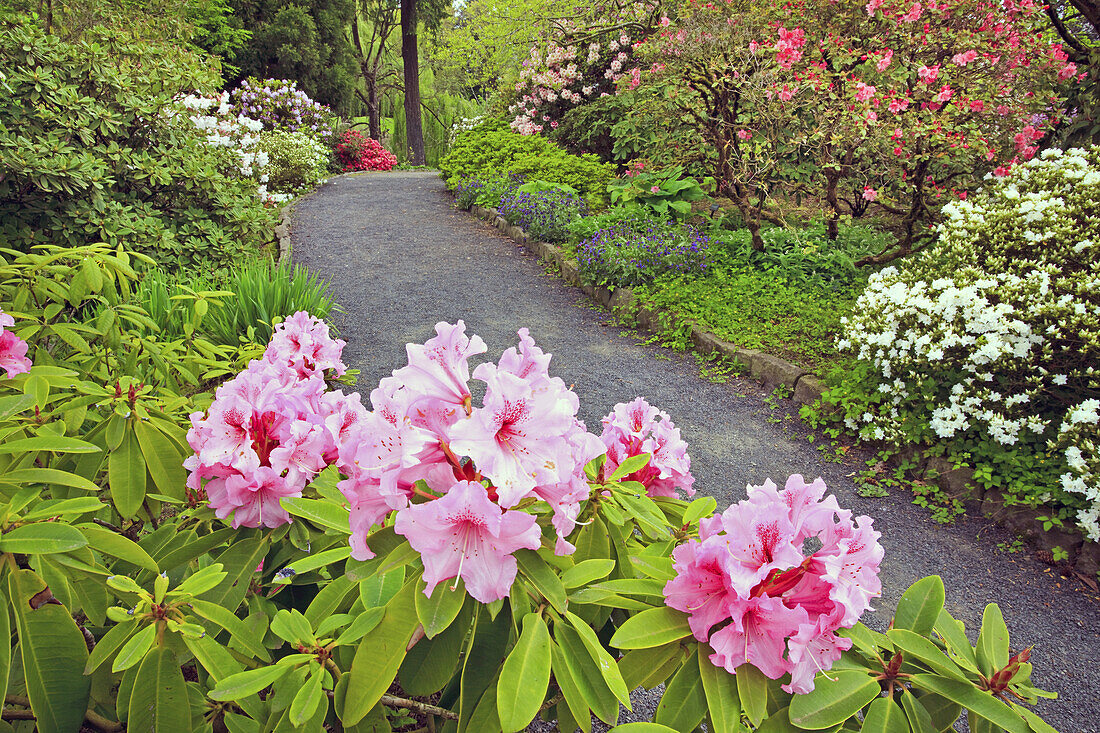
[291,171,1099,732]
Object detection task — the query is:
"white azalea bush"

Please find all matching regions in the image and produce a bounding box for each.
[827,146,1100,538]
[257,129,330,197]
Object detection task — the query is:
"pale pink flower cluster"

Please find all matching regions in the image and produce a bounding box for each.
[185,313,352,529]
[664,476,883,694]
[337,322,606,601]
[0,309,31,379]
[600,398,694,498]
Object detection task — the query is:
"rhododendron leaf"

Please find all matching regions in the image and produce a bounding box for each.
[18,496,103,520]
[210,664,293,701]
[698,643,741,733]
[189,599,271,662]
[600,499,626,525]
[627,554,675,581]
[0,393,35,419]
[584,454,606,482]
[788,669,882,728]
[152,527,235,572]
[565,611,631,710]
[344,579,420,725]
[459,606,511,731]
[608,725,679,732]
[589,578,666,599]
[84,618,138,675]
[333,608,384,646]
[3,467,98,493]
[562,559,616,589]
[840,622,893,657]
[682,497,718,525]
[305,575,357,627]
[573,516,610,563]
[271,609,315,645]
[620,644,684,691]
[128,644,192,732]
[281,497,351,534]
[109,427,146,518]
[134,419,186,502]
[655,656,706,731]
[975,604,1009,678]
[754,707,806,732]
[555,623,619,725]
[610,606,692,649]
[274,546,352,582]
[914,691,962,730]
[609,452,650,481]
[468,672,503,732]
[614,492,671,539]
[861,696,910,733]
[886,629,969,681]
[203,536,270,611]
[170,563,228,597]
[497,613,552,732]
[934,610,977,670]
[399,603,470,696]
[909,675,1027,733]
[516,549,567,614]
[0,523,87,554]
[0,434,100,454]
[899,689,937,733]
[736,662,771,727]
[894,575,945,637]
[1009,702,1059,733]
[360,567,406,608]
[289,667,324,726]
[416,577,468,638]
[568,588,653,611]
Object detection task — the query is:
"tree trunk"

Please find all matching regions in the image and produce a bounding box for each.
[824,168,841,241]
[366,75,381,141]
[401,0,426,165]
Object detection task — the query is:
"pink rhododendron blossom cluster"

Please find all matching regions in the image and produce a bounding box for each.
[0,309,31,379]
[664,475,883,694]
[600,397,694,498]
[186,312,353,529]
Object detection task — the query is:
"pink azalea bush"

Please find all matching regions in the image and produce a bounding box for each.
[664,475,884,694]
[0,308,31,379]
[334,130,398,172]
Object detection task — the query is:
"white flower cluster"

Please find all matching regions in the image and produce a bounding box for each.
[177,93,280,204]
[841,146,1100,537]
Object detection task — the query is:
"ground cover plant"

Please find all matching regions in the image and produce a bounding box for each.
[498,182,589,242]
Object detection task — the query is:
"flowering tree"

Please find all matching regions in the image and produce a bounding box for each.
[639,0,1075,261]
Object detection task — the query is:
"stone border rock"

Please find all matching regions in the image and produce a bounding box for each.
[460,199,1099,576]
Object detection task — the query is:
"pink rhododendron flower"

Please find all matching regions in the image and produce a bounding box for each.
[392,320,487,414]
[875,49,893,71]
[865,0,883,15]
[0,309,31,379]
[854,82,876,102]
[900,1,922,21]
[936,85,954,102]
[952,50,978,65]
[917,64,939,84]
[600,398,694,498]
[736,129,753,140]
[394,480,542,603]
[264,311,347,378]
[663,476,882,693]
[862,186,878,201]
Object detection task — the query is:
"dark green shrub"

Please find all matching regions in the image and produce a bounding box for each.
[440,120,614,207]
[0,17,277,269]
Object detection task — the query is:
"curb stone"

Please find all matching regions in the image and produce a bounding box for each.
[453,197,1097,573]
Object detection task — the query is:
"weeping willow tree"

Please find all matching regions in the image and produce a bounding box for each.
[386,64,485,166]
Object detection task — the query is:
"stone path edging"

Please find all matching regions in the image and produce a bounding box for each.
[463,200,1099,575]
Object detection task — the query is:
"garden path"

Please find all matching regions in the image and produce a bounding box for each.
[290,170,1100,731]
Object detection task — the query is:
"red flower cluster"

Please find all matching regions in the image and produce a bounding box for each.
[334,130,397,172]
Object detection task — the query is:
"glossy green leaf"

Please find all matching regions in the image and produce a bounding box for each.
[0,585,9,710]
[458,605,511,732]
[562,559,616,589]
[497,613,552,732]
[608,725,679,732]
[274,546,351,582]
[343,579,421,725]
[517,549,568,613]
[681,496,718,525]
[655,656,706,731]
[305,575,357,627]
[189,599,272,662]
[555,622,620,725]
[566,610,631,709]
[398,604,469,696]
[2,467,100,492]
[788,669,880,728]
[75,524,157,572]
[211,664,293,701]
[171,564,228,597]
[861,696,909,733]
[621,644,684,691]
[289,668,324,726]
[109,427,146,518]
[85,618,138,674]
[909,675,1027,733]
[933,609,978,670]
[281,497,351,533]
[134,419,186,502]
[271,609,316,645]
[737,662,771,727]
[128,644,192,732]
[0,435,100,454]
[335,607,386,647]
[976,604,1010,678]
[899,689,937,733]
[0,523,87,554]
[551,640,593,733]
[203,536,270,611]
[894,576,946,637]
[698,645,740,733]
[112,622,156,672]
[416,578,467,638]
[609,452,651,480]
[20,497,104,520]
[9,569,91,733]
[610,606,692,649]
[887,629,970,681]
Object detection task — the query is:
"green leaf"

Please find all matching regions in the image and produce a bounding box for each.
[655,656,706,731]
[335,607,386,647]
[755,707,804,732]
[2,468,100,492]
[555,622,619,725]
[416,578,467,638]
[398,603,470,696]
[737,661,770,727]
[281,497,351,533]
[610,606,692,649]
[620,644,684,691]
[203,536,270,611]
[171,564,228,598]
[112,622,156,672]
[134,419,186,502]
[458,606,511,732]
[343,579,421,725]
[551,641,593,733]
[566,611,631,710]
[0,585,10,710]
[211,664,293,701]
[609,452,651,480]
[9,569,91,733]
[271,609,316,645]
[0,435,100,454]
[274,546,351,582]
[933,609,978,670]
[497,613,552,732]
[894,576,945,637]
[562,559,616,589]
[109,427,146,518]
[516,549,567,614]
[608,725,679,732]
[682,497,718,525]
[0,523,88,554]
[289,668,324,726]
[860,696,909,733]
[305,575,357,627]
[127,644,192,732]
[21,497,105,520]
[189,599,271,662]
[886,629,970,681]
[908,675,1028,733]
[899,689,937,733]
[788,669,880,728]
[85,618,138,674]
[698,645,740,733]
[976,604,1009,678]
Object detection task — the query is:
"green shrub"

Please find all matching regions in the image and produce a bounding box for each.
[440,120,614,207]
[257,130,330,195]
[0,17,277,269]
